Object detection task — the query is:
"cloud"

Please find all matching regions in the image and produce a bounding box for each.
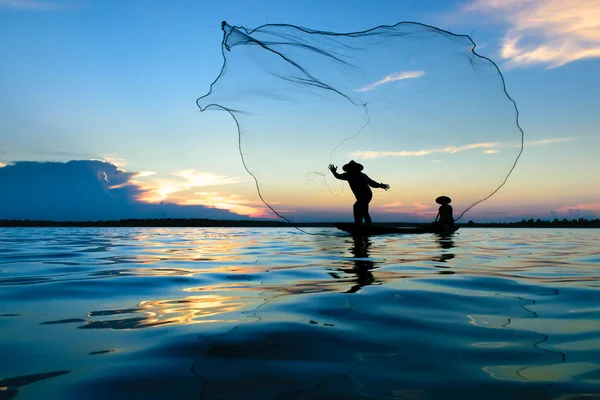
[382,201,405,208]
[0,160,249,221]
[552,201,600,218]
[135,171,156,178]
[465,0,600,68]
[0,0,65,10]
[0,162,5,168]
[79,158,258,217]
[172,170,244,188]
[351,142,499,159]
[134,169,263,217]
[525,138,572,146]
[355,71,426,92]
[380,201,437,218]
[186,192,268,218]
[350,137,570,159]
[99,154,126,168]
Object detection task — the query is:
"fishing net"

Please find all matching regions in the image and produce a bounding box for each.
[197,21,523,222]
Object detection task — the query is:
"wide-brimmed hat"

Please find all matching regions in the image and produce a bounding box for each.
[436,196,452,205]
[342,160,363,172]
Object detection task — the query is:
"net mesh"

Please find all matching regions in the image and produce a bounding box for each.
[197,21,524,223]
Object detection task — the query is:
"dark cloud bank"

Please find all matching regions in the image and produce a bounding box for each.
[0,160,245,221]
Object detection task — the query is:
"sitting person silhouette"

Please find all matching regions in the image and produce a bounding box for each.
[434,195,455,229]
[329,160,389,225]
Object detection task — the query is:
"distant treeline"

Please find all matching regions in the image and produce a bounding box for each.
[0,218,598,228]
[466,218,600,228]
[0,218,333,228]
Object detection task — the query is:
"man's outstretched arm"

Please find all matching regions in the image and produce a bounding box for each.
[367,177,390,190]
[328,164,348,180]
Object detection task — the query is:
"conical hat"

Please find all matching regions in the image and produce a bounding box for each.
[436,196,452,205]
[342,160,363,172]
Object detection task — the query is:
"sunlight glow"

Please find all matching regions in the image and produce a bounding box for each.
[135,171,156,178]
[381,201,437,218]
[87,155,129,170]
[135,174,265,217]
[184,192,265,217]
[172,170,244,188]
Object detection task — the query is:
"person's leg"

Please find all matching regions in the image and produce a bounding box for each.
[363,194,373,225]
[355,199,370,225]
[364,203,372,225]
[353,201,362,224]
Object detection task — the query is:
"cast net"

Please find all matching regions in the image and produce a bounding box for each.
[197,21,523,223]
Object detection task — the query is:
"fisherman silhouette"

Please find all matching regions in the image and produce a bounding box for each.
[434,195,455,230]
[329,160,389,225]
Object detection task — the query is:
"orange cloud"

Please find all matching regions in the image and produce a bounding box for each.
[575,201,600,211]
[552,201,600,217]
[380,201,436,218]
[383,201,405,208]
[184,192,267,218]
[135,171,156,178]
[137,170,248,203]
[172,170,244,187]
[133,170,265,217]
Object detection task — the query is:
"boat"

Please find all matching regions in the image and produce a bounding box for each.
[335,223,459,236]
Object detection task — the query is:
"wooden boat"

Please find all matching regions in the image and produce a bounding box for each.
[335,223,459,236]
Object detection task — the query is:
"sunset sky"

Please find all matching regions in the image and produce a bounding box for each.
[1,0,599,222]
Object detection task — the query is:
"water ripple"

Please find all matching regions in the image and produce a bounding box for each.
[0,227,598,399]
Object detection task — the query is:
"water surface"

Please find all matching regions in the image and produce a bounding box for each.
[1,228,599,399]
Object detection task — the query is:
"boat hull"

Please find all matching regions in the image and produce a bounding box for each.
[335,223,459,236]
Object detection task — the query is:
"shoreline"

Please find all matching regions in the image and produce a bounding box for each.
[1,218,599,228]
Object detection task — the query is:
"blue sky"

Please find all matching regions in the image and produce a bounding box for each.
[0,0,599,222]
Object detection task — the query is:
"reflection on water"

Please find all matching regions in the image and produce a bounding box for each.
[344,234,376,293]
[0,370,71,400]
[79,294,247,330]
[436,233,456,263]
[0,227,599,399]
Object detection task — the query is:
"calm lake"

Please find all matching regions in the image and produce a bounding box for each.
[1,227,599,399]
